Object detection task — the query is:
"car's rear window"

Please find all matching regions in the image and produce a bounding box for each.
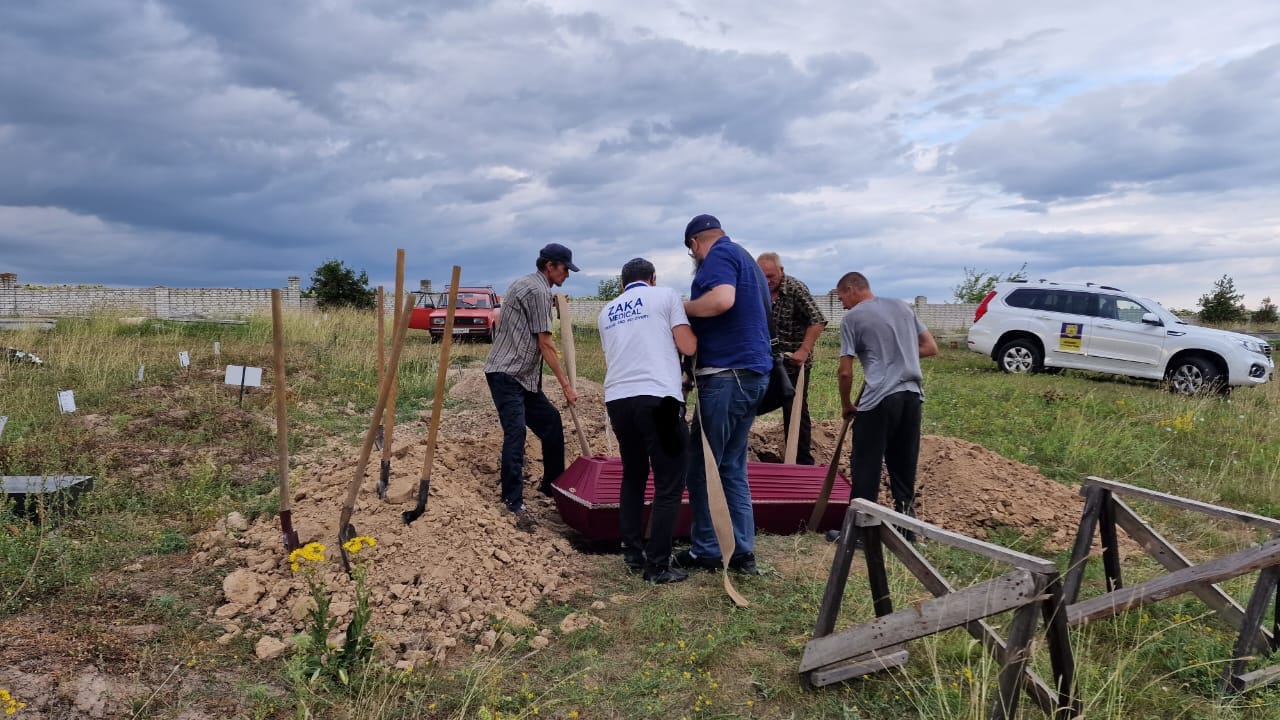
[1004,288,1092,315]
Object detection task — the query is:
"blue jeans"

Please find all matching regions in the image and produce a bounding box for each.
[685,369,768,559]
[486,372,565,510]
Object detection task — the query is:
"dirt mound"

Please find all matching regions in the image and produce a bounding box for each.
[206,374,1098,664]
[751,421,1088,550]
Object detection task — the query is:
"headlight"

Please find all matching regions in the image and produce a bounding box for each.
[1237,338,1266,354]
[431,318,444,326]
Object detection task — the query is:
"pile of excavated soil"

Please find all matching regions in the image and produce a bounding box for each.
[205,372,1097,664]
[751,421,1090,549]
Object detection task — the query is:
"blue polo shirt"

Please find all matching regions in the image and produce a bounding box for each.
[690,236,773,374]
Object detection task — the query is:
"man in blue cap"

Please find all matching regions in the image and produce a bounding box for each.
[484,242,580,527]
[675,215,772,574]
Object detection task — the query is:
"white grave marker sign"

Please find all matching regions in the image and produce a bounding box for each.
[137,364,145,382]
[178,351,191,368]
[0,416,8,438]
[57,390,77,414]
[213,341,221,356]
[223,365,264,387]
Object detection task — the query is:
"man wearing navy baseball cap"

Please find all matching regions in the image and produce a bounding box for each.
[484,242,580,527]
[676,214,772,575]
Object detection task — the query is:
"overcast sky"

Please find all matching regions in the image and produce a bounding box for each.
[2,1,1278,310]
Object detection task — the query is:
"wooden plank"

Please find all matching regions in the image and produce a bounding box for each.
[848,499,1057,573]
[881,526,1059,716]
[813,506,860,638]
[1084,476,1280,532]
[1112,498,1271,650]
[801,569,1046,672]
[1067,538,1280,626]
[1040,576,1082,720]
[1100,495,1123,592]
[808,647,910,687]
[1222,566,1280,694]
[863,523,893,618]
[1236,664,1280,692]
[1062,485,1106,605]
[992,603,1040,720]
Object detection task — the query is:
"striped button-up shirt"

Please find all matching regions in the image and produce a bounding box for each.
[484,271,554,392]
[771,273,827,365]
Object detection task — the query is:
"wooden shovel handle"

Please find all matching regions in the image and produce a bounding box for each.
[807,414,853,531]
[417,267,462,485]
[554,293,591,457]
[381,250,406,461]
[271,291,291,512]
[338,291,414,529]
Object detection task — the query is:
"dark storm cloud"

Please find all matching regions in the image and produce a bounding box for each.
[951,44,1280,201]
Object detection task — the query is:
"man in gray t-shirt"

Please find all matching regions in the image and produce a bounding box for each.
[836,272,938,537]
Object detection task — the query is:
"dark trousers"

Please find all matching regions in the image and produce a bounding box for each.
[780,362,815,465]
[607,395,687,571]
[850,390,923,516]
[486,372,565,510]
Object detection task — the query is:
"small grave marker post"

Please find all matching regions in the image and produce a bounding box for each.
[57,390,77,414]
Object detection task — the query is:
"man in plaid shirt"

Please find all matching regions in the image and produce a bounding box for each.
[757,252,827,465]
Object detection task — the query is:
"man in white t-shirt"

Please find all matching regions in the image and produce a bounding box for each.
[598,258,698,583]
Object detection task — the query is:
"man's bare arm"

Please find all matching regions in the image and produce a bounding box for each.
[918,329,939,358]
[672,324,697,356]
[537,331,578,404]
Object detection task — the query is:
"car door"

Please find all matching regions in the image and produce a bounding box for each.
[1085,294,1165,377]
[1036,290,1094,368]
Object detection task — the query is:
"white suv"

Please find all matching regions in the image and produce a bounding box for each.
[966,281,1274,395]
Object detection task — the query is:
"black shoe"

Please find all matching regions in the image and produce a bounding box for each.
[537,480,555,497]
[672,549,720,571]
[643,566,688,584]
[728,552,759,575]
[623,552,645,574]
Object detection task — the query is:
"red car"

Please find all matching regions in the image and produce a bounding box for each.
[410,286,501,342]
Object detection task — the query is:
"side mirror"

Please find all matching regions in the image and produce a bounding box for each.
[1141,312,1161,326]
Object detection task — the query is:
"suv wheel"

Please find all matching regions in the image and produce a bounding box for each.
[996,339,1042,374]
[1167,356,1222,396]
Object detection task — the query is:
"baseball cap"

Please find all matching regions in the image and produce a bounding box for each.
[538,243,580,272]
[684,214,721,246]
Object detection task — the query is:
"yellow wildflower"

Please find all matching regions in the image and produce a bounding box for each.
[0,688,26,715]
[288,542,327,570]
[342,535,377,555]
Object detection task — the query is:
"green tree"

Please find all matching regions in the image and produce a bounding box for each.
[953,263,1028,303]
[594,276,622,300]
[1252,296,1278,325]
[307,259,376,310]
[1197,274,1247,324]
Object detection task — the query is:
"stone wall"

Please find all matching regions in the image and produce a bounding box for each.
[0,274,306,319]
[0,272,978,332]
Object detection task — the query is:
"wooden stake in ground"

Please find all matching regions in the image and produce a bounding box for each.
[374,285,385,452]
[377,251,405,499]
[554,293,591,458]
[402,266,462,525]
[807,414,853,531]
[271,290,301,552]
[783,354,808,464]
[337,291,413,574]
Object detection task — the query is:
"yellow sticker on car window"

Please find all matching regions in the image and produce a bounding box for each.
[1059,322,1083,352]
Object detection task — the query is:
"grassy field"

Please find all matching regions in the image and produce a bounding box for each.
[1,311,1278,719]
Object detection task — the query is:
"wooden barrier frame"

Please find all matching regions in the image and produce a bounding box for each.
[801,499,1079,720]
[1061,476,1280,695]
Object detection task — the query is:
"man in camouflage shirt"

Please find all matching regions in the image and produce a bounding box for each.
[757,252,827,465]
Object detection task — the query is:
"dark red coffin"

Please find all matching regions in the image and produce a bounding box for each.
[550,455,851,543]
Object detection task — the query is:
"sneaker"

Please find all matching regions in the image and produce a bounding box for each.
[643,566,688,584]
[728,552,759,576]
[672,549,720,571]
